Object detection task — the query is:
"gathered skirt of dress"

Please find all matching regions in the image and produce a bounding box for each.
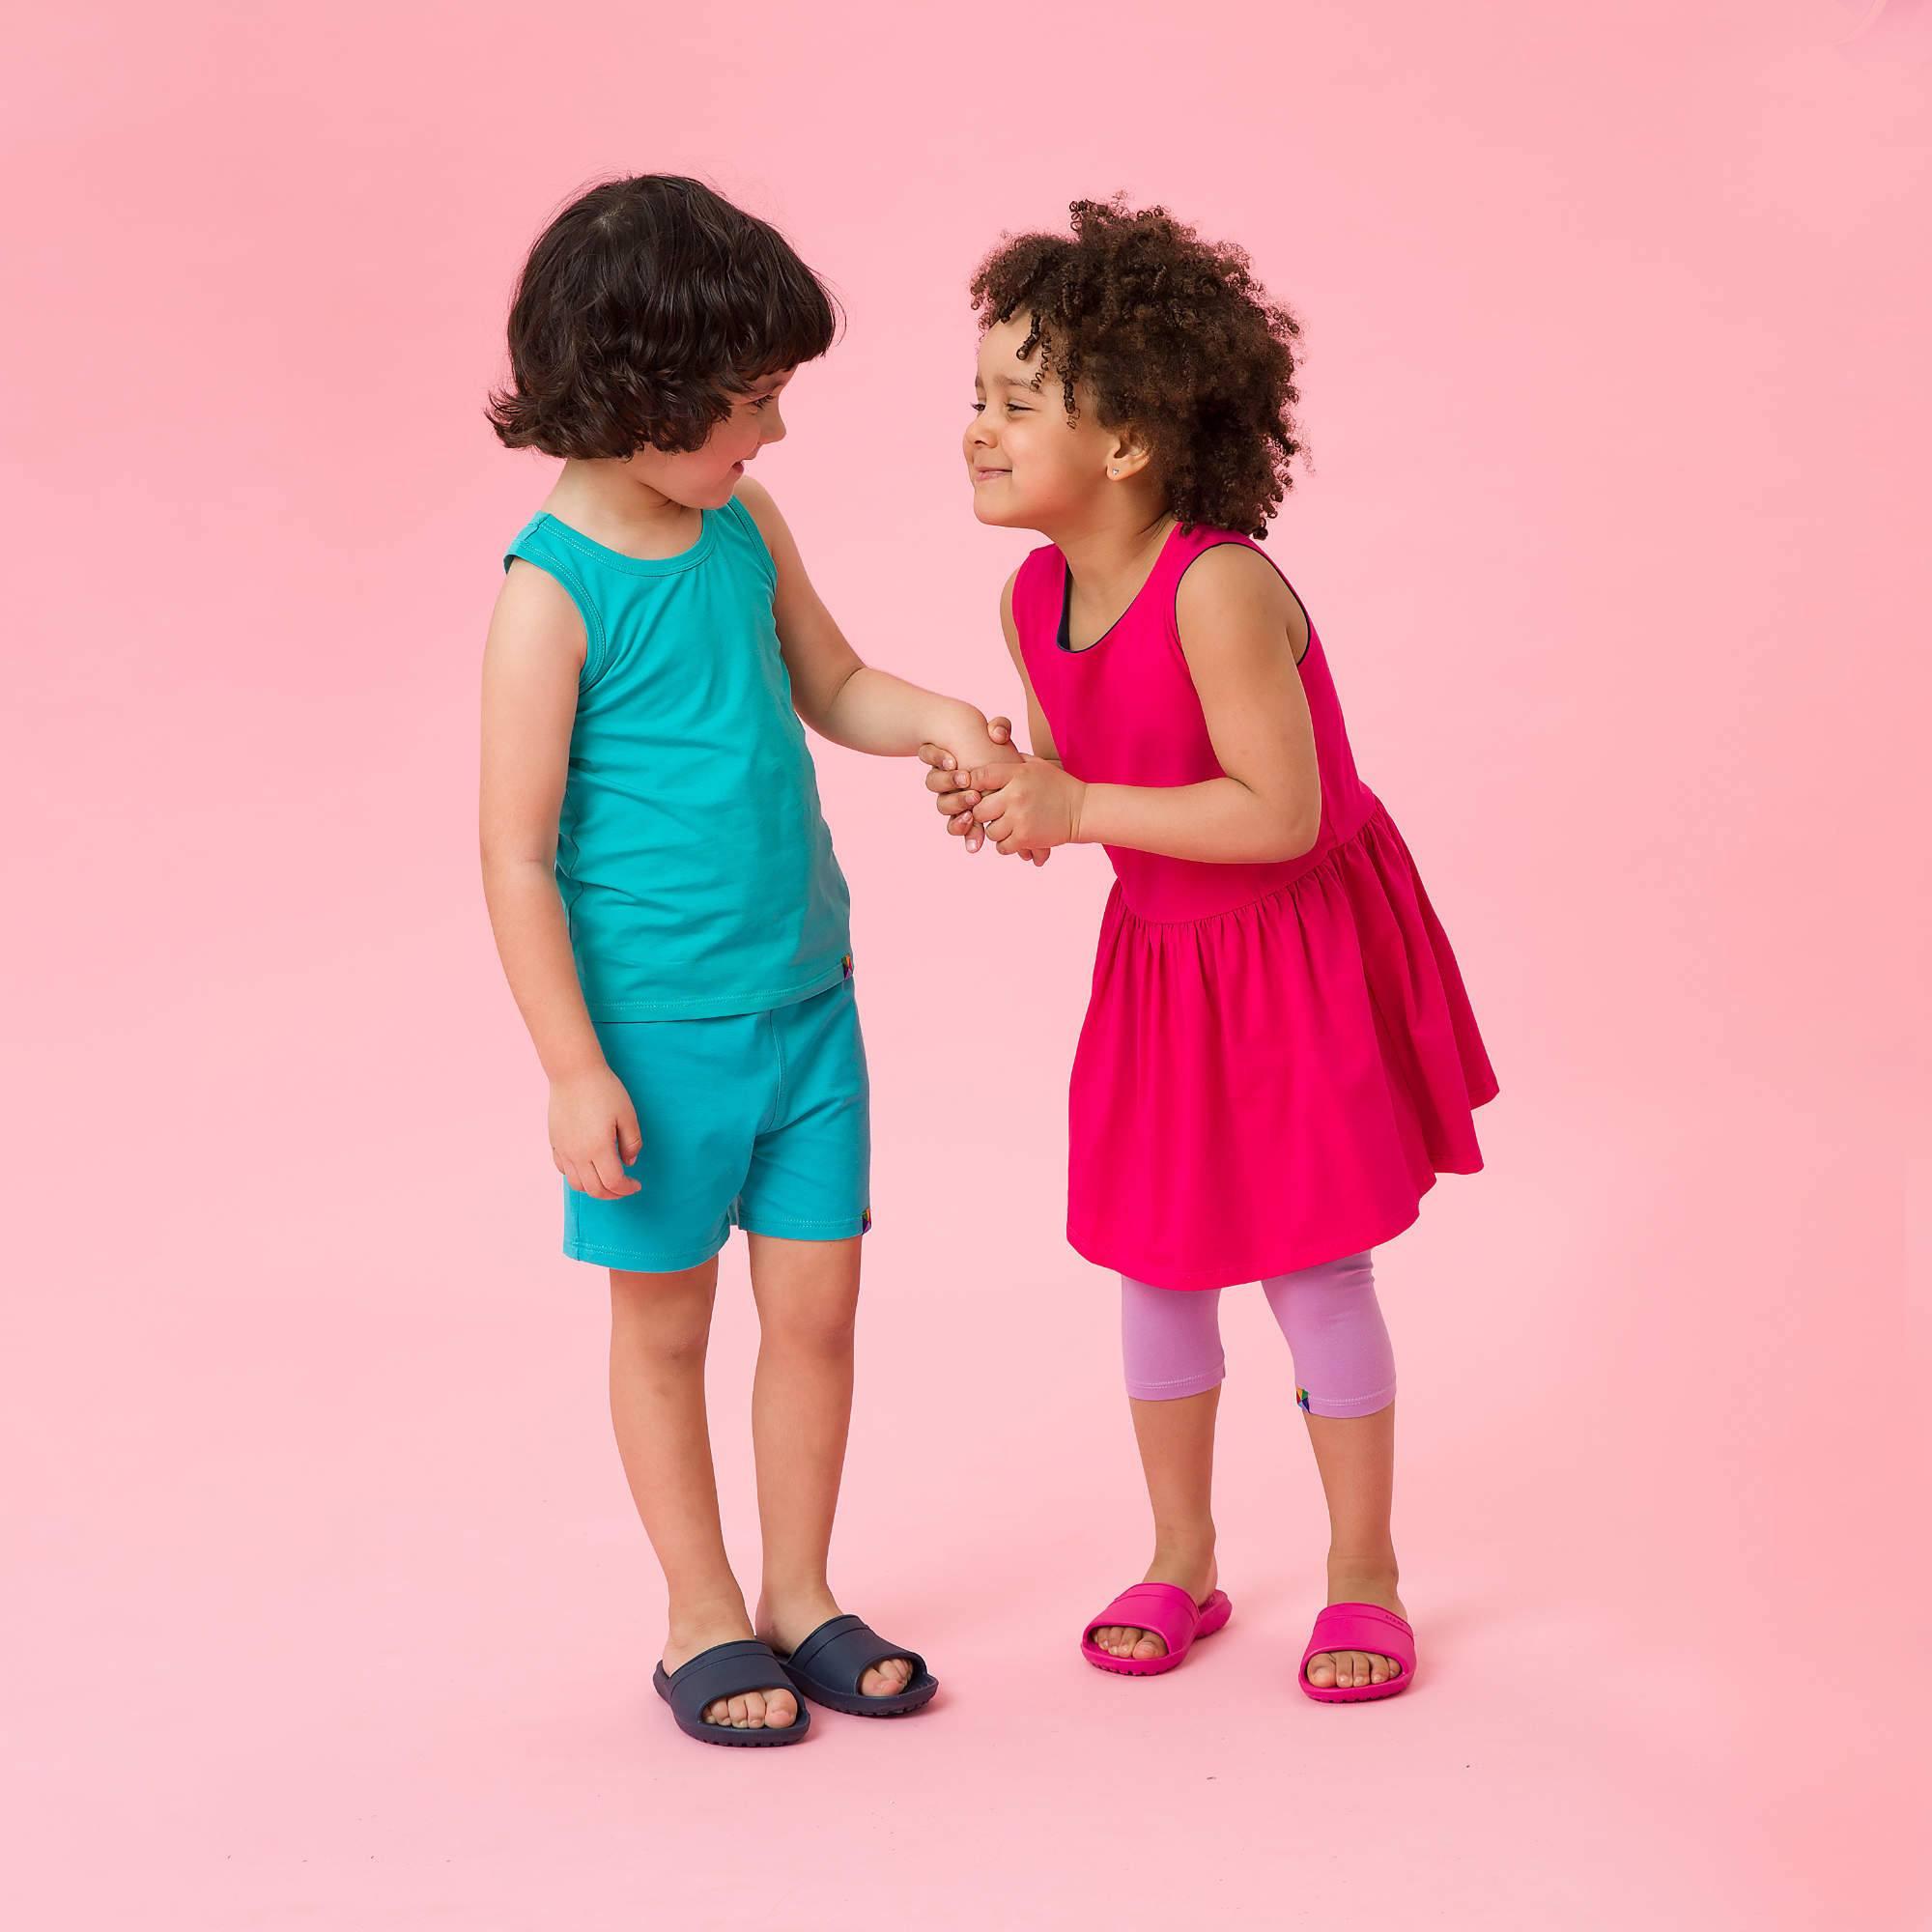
[1066,799,1499,1293]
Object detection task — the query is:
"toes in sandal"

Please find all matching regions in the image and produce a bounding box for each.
[1081,1582,1233,1677]
[777,1613,938,1718]
[1298,1602,1415,1703]
[653,1638,812,1747]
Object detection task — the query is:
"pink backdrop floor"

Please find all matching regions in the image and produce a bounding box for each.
[6,3,1928,1926]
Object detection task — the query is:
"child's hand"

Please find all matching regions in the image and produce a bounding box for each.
[967,754,1086,856]
[918,720,1051,865]
[549,1065,644,1198]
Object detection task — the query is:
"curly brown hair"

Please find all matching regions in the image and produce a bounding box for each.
[487,175,840,460]
[969,197,1306,536]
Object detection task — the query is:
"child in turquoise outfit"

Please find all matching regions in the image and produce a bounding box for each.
[479,176,1022,1747]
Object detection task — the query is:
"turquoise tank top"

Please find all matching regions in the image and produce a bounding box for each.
[503,497,852,1021]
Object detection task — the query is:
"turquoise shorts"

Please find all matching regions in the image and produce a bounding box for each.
[563,974,871,1273]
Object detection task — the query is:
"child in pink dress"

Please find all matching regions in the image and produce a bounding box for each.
[923,199,1497,1700]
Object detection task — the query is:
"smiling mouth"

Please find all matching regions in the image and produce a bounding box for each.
[973,468,1009,481]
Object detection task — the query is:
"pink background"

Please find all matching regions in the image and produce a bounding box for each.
[6,2,1928,1925]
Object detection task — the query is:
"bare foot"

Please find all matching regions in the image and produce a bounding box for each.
[663,1608,799,1731]
[1089,1548,1218,1662]
[1304,1558,1406,1690]
[756,1593,914,1700]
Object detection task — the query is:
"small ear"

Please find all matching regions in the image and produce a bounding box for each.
[1105,430,1152,481]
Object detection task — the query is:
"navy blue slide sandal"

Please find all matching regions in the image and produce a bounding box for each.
[653,1639,811,1747]
[777,1614,938,1718]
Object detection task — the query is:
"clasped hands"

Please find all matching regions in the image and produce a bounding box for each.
[916,717,1085,863]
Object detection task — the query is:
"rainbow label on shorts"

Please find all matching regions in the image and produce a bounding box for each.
[1296,1387,1311,1411]
[842,953,854,979]
[861,1207,872,1233]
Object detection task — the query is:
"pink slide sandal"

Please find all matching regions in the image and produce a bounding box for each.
[1081,1582,1233,1676]
[1298,1602,1415,1703]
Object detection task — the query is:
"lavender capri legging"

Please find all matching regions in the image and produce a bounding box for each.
[1121,1251,1395,1417]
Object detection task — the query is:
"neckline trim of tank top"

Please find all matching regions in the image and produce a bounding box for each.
[531,508,717,577]
[1054,519,1183,655]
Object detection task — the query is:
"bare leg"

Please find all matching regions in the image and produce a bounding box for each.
[744,1233,911,1698]
[1091,1387,1222,1661]
[1302,1401,1406,1690]
[608,1260,796,1730]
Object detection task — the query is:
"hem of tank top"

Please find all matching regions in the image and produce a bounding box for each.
[532,506,719,577]
[1105,797,1389,928]
[583,963,851,1022]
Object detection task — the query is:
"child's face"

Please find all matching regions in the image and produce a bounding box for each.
[965,318,1116,531]
[630,367,796,508]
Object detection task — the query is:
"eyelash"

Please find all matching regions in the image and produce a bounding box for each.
[972,402,1029,414]
[751,394,776,412]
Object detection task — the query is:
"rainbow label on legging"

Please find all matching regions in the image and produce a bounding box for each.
[1296,1387,1312,1410]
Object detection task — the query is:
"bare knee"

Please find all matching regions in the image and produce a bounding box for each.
[611,1264,717,1362]
[747,1235,860,1358]
[758,1297,857,1360]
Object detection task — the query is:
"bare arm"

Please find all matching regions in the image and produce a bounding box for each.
[735,476,1016,771]
[479,561,640,1198]
[919,571,1056,862]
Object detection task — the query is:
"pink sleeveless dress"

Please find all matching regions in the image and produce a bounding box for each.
[1012,523,1498,1293]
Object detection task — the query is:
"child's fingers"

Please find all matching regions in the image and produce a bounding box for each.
[932,779,980,819]
[618,1107,643,1165]
[573,1156,616,1199]
[916,743,955,772]
[925,765,968,795]
[587,1139,640,1197]
[986,717,1013,743]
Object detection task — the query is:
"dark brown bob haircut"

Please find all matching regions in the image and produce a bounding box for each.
[970,196,1306,536]
[488,175,840,459]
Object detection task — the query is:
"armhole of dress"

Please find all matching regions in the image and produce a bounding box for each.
[1173,537,1313,668]
[505,542,607,688]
